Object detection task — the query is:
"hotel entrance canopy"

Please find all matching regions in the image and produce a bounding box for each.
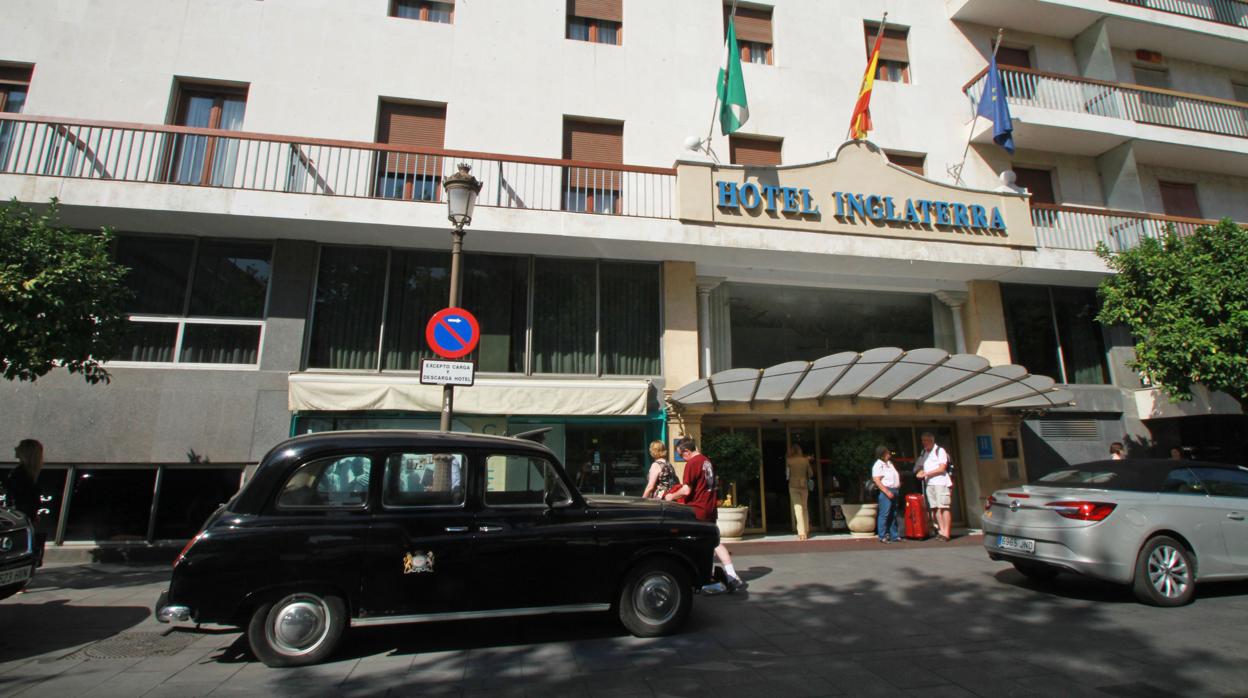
[669,348,1075,415]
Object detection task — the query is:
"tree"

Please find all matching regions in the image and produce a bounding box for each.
[0,198,131,384]
[1096,219,1248,412]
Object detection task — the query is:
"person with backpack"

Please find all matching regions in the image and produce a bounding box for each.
[915,432,954,542]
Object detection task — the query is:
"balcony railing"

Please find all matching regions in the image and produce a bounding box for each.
[0,114,676,219]
[1030,202,1224,251]
[1111,0,1248,28]
[965,66,1248,139]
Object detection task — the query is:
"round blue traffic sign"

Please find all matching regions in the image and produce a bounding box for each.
[425,307,480,359]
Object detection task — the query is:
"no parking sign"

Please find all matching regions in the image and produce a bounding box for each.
[425,307,480,360]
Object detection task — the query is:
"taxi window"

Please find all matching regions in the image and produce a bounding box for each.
[383,453,465,508]
[277,455,371,508]
[484,455,571,507]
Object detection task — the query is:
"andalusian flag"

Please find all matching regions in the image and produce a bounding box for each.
[718,18,749,135]
[848,22,886,140]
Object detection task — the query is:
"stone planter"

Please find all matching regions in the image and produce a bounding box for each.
[716,506,749,541]
[847,502,879,538]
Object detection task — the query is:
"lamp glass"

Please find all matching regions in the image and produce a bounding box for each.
[446,185,473,227]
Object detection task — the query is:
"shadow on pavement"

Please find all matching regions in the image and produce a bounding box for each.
[0,599,150,662]
[25,564,169,592]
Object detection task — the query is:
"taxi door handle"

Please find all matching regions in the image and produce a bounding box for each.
[1228,513,1245,521]
[478,525,504,533]
[444,526,469,533]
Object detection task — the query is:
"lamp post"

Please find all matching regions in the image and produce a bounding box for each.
[439,163,482,432]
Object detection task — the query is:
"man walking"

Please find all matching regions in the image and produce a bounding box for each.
[664,437,747,592]
[915,432,954,541]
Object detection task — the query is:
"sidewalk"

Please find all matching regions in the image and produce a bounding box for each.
[726,531,983,556]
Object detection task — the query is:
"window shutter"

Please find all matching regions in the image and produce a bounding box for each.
[886,153,925,175]
[1013,167,1056,205]
[866,26,908,62]
[564,119,623,188]
[731,7,772,44]
[378,102,446,176]
[1159,181,1201,219]
[569,0,621,22]
[996,47,1032,70]
[729,136,782,166]
[0,65,32,86]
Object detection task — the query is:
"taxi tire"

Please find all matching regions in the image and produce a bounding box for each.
[618,558,692,638]
[246,591,346,667]
[1132,536,1196,607]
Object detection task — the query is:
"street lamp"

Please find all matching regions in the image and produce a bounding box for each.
[438,163,482,432]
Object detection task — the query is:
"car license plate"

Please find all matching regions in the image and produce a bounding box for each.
[998,535,1035,554]
[0,565,32,586]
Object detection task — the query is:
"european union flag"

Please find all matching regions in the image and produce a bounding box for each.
[976,55,1015,154]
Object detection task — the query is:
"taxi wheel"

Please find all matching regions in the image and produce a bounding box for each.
[1133,536,1196,607]
[247,591,346,667]
[618,558,692,638]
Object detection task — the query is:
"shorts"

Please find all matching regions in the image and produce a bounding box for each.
[926,484,951,509]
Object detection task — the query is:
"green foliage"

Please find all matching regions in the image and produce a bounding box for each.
[0,198,131,384]
[1096,219,1248,411]
[701,431,762,488]
[823,429,886,502]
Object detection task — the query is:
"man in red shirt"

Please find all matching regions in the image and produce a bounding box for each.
[663,437,747,592]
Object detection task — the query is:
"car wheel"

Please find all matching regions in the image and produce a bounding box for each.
[618,559,692,638]
[1133,536,1196,607]
[246,592,346,667]
[1012,561,1059,582]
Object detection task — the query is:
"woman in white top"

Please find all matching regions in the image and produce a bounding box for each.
[871,445,902,543]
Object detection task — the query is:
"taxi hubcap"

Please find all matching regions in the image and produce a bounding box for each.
[268,594,330,655]
[1147,545,1190,599]
[635,571,679,624]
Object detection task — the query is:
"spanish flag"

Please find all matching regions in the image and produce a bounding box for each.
[848,21,887,140]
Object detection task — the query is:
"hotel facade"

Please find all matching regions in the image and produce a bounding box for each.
[1,0,1245,548]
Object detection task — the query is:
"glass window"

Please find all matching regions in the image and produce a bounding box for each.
[600,262,660,375]
[1191,467,1248,498]
[116,321,179,363]
[1161,468,1206,495]
[115,237,195,315]
[63,468,156,542]
[485,455,570,507]
[565,424,647,496]
[308,246,388,369]
[382,250,450,370]
[382,453,465,507]
[179,324,262,364]
[188,241,272,318]
[1001,284,1062,382]
[153,468,243,539]
[1052,287,1109,385]
[566,17,591,41]
[462,255,528,373]
[532,258,596,374]
[728,284,935,368]
[1002,284,1109,385]
[392,0,453,23]
[277,455,371,508]
[170,85,247,187]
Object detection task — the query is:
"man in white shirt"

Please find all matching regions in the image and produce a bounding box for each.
[915,432,953,541]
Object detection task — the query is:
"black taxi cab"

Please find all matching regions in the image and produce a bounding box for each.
[156,430,719,667]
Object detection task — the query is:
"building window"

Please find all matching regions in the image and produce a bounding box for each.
[1013,167,1057,205]
[1001,284,1110,385]
[725,5,773,65]
[1158,181,1202,219]
[308,247,660,376]
[167,82,247,186]
[729,135,782,166]
[566,0,621,45]
[562,118,623,214]
[376,101,446,202]
[390,0,453,23]
[565,424,649,496]
[886,152,925,175]
[865,23,910,83]
[112,235,272,366]
[0,65,32,172]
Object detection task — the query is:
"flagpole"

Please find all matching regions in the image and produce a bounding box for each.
[703,0,740,153]
[846,12,888,142]
[950,28,1004,185]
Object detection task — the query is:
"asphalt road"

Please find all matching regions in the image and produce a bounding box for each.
[2,537,1247,697]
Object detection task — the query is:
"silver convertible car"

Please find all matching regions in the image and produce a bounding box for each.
[983,459,1248,606]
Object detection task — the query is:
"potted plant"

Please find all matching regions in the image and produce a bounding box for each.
[822,430,884,538]
[701,431,762,541]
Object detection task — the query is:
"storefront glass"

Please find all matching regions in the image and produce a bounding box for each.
[64,468,156,542]
[153,468,244,540]
[564,424,648,496]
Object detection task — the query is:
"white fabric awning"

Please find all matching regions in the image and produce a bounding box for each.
[288,373,652,416]
[669,348,1075,411]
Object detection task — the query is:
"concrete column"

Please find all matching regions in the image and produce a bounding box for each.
[962,281,1012,366]
[1073,17,1117,82]
[695,277,724,377]
[935,291,969,354]
[260,240,318,372]
[661,261,700,397]
[1096,140,1147,212]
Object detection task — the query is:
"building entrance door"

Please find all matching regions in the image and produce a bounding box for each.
[760,425,789,532]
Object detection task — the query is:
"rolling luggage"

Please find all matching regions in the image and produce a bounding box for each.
[904,492,930,540]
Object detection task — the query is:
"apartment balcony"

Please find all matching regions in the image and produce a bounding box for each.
[947,0,1248,71]
[964,66,1248,176]
[1030,202,1232,251]
[0,114,676,227]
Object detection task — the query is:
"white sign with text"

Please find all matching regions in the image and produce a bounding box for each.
[419,360,475,386]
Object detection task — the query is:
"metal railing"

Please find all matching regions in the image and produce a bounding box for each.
[965,66,1248,139]
[0,114,676,219]
[1111,0,1248,28]
[1030,202,1220,251]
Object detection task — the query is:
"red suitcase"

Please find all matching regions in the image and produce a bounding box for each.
[904,493,930,540]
